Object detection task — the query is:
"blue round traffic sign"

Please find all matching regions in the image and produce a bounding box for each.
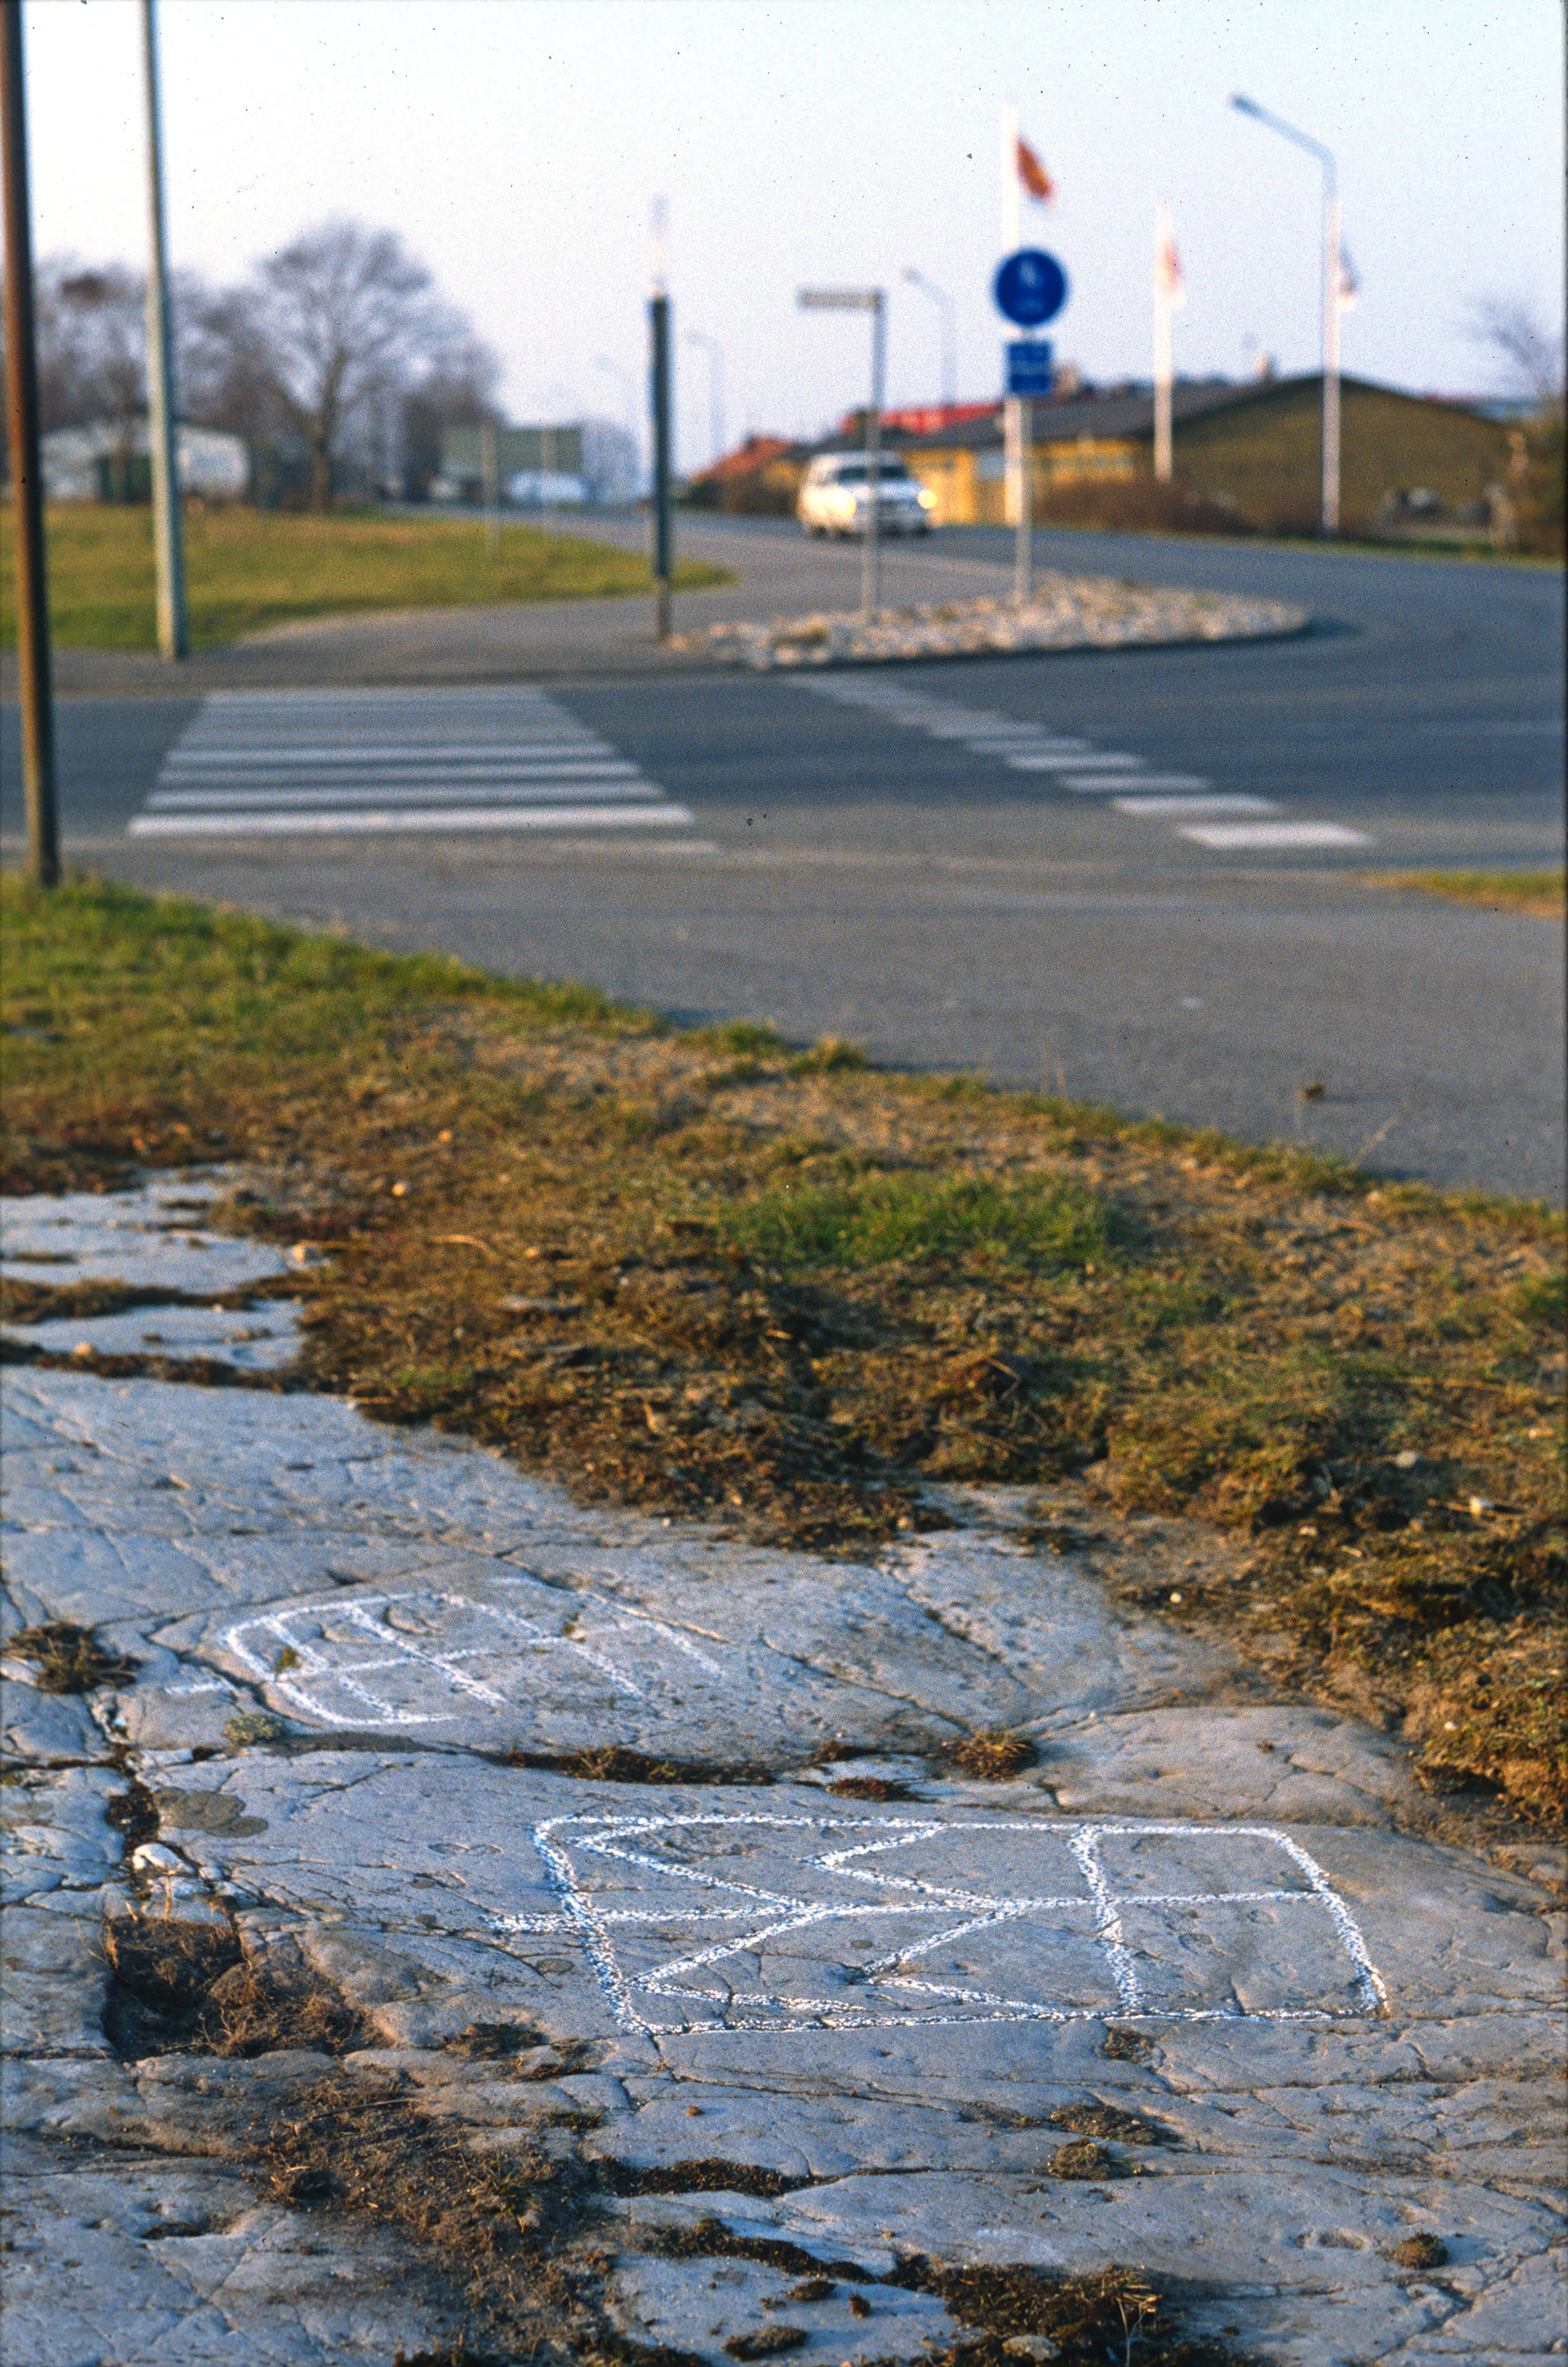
[993,248,1067,327]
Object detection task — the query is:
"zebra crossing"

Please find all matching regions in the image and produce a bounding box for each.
[792,674,1372,853]
[128,686,694,839]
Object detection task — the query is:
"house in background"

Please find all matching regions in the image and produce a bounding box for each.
[892,374,1514,532]
[702,375,1514,535]
[684,433,810,514]
[40,417,250,504]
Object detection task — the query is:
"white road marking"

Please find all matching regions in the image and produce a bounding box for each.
[1180,821,1373,850]
[1058,773,1212,793]
[132,685,693,839]
[147,779,658,810]
[524,1810,1388,2034]
[788,676,1374,855]
[129,803,694,839]
[1115,794,1279,817]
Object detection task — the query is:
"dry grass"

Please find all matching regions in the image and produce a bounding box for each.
[1365,869,1566,920]
[101,1916,368,2060]
[4,875,1564,1828]
[5,1619,139,1692]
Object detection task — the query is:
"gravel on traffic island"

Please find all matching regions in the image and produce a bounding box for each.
[670,575,1309,669]
[3,1183,1564,2367]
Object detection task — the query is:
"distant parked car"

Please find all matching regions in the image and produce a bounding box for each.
[797,452,935,536]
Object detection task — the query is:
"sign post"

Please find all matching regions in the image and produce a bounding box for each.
[993,247,1067,607]
[798,286,885,620]
[140,0,187,660]
[1,0,58,884]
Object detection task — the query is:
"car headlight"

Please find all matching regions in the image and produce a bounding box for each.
[917,487,936,509]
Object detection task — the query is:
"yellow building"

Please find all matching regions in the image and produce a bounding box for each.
[891,375,1513,533]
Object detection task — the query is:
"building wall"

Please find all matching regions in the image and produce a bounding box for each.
[1171,381,1511,529]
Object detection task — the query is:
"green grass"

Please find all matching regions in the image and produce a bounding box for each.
[1365,869,1565,918]
[723,1169,1120,1275]
[0,504,729,651]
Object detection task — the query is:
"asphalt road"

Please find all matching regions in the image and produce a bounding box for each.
[3,525,1562,1202]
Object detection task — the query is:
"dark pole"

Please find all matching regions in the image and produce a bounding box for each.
[649,291,671,641]
[1,0,58,885]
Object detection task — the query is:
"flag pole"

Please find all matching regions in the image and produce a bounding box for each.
[1000,100,1029,603]
[1153,205,1174,483]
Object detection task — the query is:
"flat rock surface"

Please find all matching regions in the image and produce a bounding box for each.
[2,1181,1564,2365]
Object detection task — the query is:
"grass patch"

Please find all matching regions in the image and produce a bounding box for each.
[1365,868,1566,919]
[5,1619,139,1692]
[4,871,1564,1828]
[0,503,729,651]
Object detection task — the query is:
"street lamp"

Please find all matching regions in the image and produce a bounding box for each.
[902,266,956,409]
[684,328,725,470]
[798,286,885,620]
[1230,92,1341,536]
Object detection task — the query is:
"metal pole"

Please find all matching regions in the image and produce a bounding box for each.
[1229,97,1339,538]
[1,0,58,884]
[1153,206,1174,482]
[481,416,499,551]
[1015,395,1033,605]
[1000,99,1029,596]
[650,293,672,641]
[140,0,187,658]
[903,268,957,409]
[1322,180,1341,536]
[863,293,883,619]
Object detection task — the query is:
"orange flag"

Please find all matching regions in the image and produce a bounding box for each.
[1016,136,1054,202]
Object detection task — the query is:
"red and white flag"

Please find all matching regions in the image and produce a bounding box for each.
[1154,209,1186,306]
[1016,135,1054,203]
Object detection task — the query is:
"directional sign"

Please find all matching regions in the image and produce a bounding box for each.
[1006,340,1055,398]
[993,249,1067,328]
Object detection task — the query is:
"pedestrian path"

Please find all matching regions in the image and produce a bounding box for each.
[793,674,1372,853]
[127,685,694,839]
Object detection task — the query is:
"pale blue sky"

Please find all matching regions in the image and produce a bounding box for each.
[21,0,1565,470]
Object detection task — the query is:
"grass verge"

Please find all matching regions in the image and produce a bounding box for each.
[1365,869,1566,920]
[4,873,1564,1826]
[0,504,729,650]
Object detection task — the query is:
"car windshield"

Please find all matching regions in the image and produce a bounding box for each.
[834,461,912,483]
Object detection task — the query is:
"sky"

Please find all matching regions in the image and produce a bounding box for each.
[19,0,1565,473]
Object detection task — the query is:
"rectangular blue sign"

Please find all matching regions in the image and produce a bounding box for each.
[1006,339,1054,397]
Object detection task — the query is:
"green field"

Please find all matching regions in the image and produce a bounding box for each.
[0,504,729,651]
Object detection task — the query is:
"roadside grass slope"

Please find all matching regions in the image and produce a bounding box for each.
[0,504,729,650]
[3,873,1563,1826]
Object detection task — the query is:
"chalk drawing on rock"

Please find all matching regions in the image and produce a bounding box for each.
[520,1812,1388,2034]
[219,1587,680,1726]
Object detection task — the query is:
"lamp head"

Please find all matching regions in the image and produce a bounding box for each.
[1230,92,1262,116]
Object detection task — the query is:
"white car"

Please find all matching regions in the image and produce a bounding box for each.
[797,452,935,537]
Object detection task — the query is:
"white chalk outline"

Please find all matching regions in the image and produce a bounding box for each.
[218,1585,722,1726]
[518,1810,1388,2034]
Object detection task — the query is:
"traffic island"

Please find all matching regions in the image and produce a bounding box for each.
[670,576,1307,668]
[3,874,1564,2367]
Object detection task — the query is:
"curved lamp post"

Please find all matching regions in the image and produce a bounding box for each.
[902,266,956,409]
[1230,92,1341,536]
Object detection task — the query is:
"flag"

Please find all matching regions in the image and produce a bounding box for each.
[1154,207,1185,307]
[1016,136,1054,202]
[1337,246,1359,311]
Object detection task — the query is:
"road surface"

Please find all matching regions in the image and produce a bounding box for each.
[3,522,1562,1201]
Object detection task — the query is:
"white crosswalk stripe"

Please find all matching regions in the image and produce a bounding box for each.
[128,686,693,839]
[790,674,1373,852]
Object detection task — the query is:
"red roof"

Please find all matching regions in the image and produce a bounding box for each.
[691,435,802,486]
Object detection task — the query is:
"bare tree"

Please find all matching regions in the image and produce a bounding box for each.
[250,219,438,509]
[1468,297,1565,411]
[400,323,503,500]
